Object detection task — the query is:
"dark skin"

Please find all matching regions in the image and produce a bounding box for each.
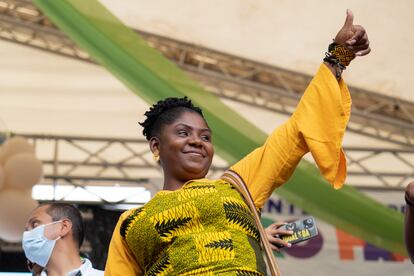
[149,111,214,191]
[324,9,371,77]
[405,182,414,263]
[148,9,371,250]
[265,222,294,251]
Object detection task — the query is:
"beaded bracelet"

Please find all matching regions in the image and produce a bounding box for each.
[323,52,345,79]
[328,42,355,66]
[323,42,355,79]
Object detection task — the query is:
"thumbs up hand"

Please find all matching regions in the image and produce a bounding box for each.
[334,9,371,56]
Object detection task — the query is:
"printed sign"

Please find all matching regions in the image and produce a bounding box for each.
[261,191,412,276]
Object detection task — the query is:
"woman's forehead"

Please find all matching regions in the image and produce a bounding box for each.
[171,111,209,129]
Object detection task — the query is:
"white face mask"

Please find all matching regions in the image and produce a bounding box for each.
[22,220,63,267]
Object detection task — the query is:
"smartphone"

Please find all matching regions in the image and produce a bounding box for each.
[276,216,318,247]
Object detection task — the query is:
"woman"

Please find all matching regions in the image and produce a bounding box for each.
[105,10,370,276]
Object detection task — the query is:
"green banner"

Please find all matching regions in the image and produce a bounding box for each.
[34,0,406,255]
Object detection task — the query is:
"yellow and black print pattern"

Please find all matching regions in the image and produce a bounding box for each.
[121,179,266,276]
[195,231,235,264]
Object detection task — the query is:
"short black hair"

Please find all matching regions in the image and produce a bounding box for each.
[139,96,206,140]
[45,203,84,248]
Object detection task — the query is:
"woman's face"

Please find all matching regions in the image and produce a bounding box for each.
[152,111,214,184]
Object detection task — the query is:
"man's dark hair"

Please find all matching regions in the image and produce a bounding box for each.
[139,96,206,140]
[45,203,84,248]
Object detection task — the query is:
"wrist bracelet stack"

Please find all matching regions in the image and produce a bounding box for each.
[323,42,355,79]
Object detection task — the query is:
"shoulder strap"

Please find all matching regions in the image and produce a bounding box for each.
[221,170,282,276]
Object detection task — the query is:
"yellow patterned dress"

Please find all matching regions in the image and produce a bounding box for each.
[120,179,266,275]
[105,64,352,275]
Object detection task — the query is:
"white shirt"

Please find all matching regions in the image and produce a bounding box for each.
[41,259,104,276]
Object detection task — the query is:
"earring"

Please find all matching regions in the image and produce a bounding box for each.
[153,152,160,162]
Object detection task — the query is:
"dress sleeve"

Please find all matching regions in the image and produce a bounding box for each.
[230,63,351,208]
[105,210,143,276]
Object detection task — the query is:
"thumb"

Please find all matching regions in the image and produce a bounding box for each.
[343,9,354,28]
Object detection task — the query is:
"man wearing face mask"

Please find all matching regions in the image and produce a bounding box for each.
[22,203,103,276]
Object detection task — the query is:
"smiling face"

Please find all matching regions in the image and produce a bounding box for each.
[150,111,214,188]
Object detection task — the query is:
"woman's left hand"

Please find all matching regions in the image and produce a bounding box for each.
[334,9,371,57]
[265,222,294,252]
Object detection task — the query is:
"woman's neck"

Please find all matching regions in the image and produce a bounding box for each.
[162,180,184,191]
[163,171,208,191]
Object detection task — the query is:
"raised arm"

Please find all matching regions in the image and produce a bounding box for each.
[405,182,414,263]
[230,10,370,209]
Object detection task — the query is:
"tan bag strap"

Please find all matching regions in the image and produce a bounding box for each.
[221,170,282,276]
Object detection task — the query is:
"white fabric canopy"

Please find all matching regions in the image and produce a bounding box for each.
[101,0,413,101]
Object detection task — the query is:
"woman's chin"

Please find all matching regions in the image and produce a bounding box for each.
[184,168,208,179]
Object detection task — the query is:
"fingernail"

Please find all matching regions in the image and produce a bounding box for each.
[287,243,292,247]
[288,231,294,234]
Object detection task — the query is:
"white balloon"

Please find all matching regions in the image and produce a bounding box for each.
[0,189,38,242]
[1,136,34,165]
[4,153,43,190]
